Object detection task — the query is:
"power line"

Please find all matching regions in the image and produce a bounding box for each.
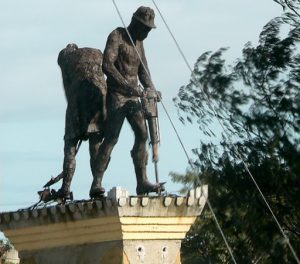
[111,1,237,263]
[151,1,300,263]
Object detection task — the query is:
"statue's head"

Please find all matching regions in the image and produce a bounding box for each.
[129,6,156,41]
[65,43,78,53]
[132,6,156,29]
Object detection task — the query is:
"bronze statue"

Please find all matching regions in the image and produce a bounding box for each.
[39,6,164,202]
[57,44,107,199]
[89,6,165,198]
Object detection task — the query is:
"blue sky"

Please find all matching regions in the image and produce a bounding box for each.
[0,0,281,220]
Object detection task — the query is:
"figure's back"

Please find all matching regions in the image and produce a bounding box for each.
[58,43,107,140]
[58,44,106,101]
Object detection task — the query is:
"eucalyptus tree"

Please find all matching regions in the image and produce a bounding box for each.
[172,1,300,262]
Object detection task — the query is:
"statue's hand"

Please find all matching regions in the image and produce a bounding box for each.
[129,85,143,97]
[143,89,162,102]
[156,90,162,102]
[123,81,142,97]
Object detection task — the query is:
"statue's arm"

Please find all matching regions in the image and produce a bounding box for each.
[138,42,155,90]
[102,30,134,96]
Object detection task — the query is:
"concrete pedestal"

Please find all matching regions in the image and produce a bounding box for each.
[0,186,208,264]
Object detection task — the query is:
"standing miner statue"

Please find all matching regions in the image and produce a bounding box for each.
[89,6,165,198]
[39,6,164,203]
[56,44,107,200]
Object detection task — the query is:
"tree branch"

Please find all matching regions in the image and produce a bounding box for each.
[284,0,300,18]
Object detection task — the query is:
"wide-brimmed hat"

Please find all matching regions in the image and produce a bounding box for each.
[133,6,156,28]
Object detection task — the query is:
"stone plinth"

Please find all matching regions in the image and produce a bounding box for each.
[0,186,208,264]
[1,248,20,264]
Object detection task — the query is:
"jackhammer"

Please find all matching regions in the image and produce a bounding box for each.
[141,88,165,194]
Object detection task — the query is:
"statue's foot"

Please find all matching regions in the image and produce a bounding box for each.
[89,186,105,199]
[55,188,73,201]
[136,181,166,195]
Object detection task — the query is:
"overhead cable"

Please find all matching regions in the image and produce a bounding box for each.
[111,1,237,263]
[151,1,300,263]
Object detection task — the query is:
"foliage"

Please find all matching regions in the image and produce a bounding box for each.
[172,1,300,263]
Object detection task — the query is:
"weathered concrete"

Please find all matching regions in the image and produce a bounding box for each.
[0,186,208,264]
[1,248,20,264]
[123,240,181,264]
[20,241,123,264]
[18,240,181,264]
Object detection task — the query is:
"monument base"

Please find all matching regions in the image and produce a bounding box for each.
[20,240,181,264]
[0,186,208,264]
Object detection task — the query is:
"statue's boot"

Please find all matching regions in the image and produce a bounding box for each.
[89,156,110,199]
[135,166,165,195]
[89,171,105,198]
[131,149,165,195]
[57,168,74,200]
[57,139,77,201]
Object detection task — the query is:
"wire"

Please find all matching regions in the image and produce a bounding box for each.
[152,1,300,263]
[111,1,237,263]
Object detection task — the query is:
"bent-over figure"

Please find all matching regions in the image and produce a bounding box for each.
[89,6,164,198]
[57,44,107,199]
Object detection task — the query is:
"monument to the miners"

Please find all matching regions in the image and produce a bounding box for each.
[0,6,207,264]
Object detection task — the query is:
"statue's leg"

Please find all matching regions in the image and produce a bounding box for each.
[89,132,105,197]
[58,138,78,198]
[127,108,162,195]
[89,107,125,198]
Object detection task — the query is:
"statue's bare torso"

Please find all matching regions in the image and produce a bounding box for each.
[103,27,153,101]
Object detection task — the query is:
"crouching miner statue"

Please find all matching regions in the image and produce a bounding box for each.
[89,6,165,198]
[57,44,107,200]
